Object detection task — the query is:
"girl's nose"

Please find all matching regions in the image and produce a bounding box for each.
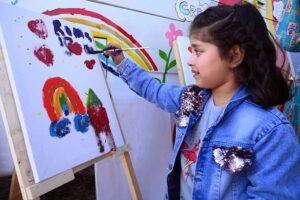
[187,55,194,68]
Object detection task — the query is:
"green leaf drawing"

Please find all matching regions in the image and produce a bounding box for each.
[166,59,176,72]
[154,77,162,83]
[159,49,168,61]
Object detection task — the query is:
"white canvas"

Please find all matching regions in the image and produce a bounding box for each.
[0,3,124,182]
[176,36,194,85]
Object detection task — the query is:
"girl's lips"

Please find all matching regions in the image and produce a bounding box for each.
[191,70,199,77]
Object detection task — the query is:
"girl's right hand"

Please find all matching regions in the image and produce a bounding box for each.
[103,43,125,65]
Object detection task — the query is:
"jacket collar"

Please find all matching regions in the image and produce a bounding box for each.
[201,85,249,129]
[200,85,249,108]
[175,85,249,128]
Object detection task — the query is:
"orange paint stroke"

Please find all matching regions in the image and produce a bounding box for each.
[43,77,85,122]
[53,87,75,119]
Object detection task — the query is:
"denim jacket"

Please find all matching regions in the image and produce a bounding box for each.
[117,58,300,200]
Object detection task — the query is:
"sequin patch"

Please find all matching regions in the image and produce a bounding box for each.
[175,85,203,127]
[213,145,253,173]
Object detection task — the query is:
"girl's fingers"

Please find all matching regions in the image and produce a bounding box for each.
[103,43,125,65]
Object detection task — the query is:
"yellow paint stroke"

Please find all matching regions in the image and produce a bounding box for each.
[265,0,275,35]
[62,17,152,71]
[53,87,74,119]
[91,30,151,71]
[243,0,275,35]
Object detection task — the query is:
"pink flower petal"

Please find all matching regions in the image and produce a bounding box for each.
[169,23,175,32]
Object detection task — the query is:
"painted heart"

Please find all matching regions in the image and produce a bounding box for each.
[188,46,192,53]
[84,59,96,70]
[28,19,48,39]
[67,42,82,55]
[34,45,54,66]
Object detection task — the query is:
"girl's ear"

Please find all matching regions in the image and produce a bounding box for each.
[229,45,245,68]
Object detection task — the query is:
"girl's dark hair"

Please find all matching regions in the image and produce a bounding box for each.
[189,3,289,108]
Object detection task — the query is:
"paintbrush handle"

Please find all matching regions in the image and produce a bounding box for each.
[105,47,150,52]
[89,47,150,54]
[120,47,150,51]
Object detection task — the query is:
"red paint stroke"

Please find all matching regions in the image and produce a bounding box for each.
[34,45,54,66]
[87,106,116,152]
[43,8,158,71]
[67,42,82,55]
[188,46,192,54]
[43,77,86,122]
[28,19,48,39]
[219,0,241,6]
[87,107,110,133]
[84,59,95,70]
[86,89,116,152]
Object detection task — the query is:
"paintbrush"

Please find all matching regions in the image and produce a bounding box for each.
[84,46,150,79]
[85,46,150,54]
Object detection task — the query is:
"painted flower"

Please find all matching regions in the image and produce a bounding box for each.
[165,23,183,48]
[157,23,183,83]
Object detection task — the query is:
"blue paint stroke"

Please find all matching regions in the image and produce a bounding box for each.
[58,37,63,47]
[73,27,84,39]
[62,104,69,116]
[84,32,92,42]
[99,54,119,76]
[53,20,65,37]
[50,118,71,138]
[83,44,93,54]
[74,114,90,133]
[53,20,65,46]
[11,0,18,5]
[65,26,72,36]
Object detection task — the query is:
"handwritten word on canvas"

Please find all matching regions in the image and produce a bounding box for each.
[27,19,96,69]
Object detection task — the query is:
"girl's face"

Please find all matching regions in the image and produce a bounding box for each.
[187,36,236,90]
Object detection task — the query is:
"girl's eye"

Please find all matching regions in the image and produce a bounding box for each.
[194,50,203,56]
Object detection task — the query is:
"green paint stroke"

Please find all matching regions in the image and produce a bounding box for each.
[158,48,177,83]
[86,88,102,107]
[59,93,67,108]
[95,41,106,50]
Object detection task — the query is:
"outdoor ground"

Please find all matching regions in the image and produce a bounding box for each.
[0,166,96,200]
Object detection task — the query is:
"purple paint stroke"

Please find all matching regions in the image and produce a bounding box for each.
[53,20,65,36]
[84,32,92,42]
[73,27,84,39]
[65,26,72,36]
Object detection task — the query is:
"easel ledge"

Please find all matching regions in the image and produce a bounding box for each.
[25,144,132,200]
[8,144,136,200]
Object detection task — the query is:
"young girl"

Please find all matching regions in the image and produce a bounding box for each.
[104,3,300,199]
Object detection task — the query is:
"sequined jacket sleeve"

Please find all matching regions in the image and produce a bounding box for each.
[116,58,183,113]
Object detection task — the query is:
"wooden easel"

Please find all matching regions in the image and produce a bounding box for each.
[173,39,187,86]
[0,41,142,200]
[9,169,22,200]
[173,37,195,86]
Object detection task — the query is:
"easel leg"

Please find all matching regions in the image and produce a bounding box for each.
[120,152,142,200]
[9,169,22,200]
